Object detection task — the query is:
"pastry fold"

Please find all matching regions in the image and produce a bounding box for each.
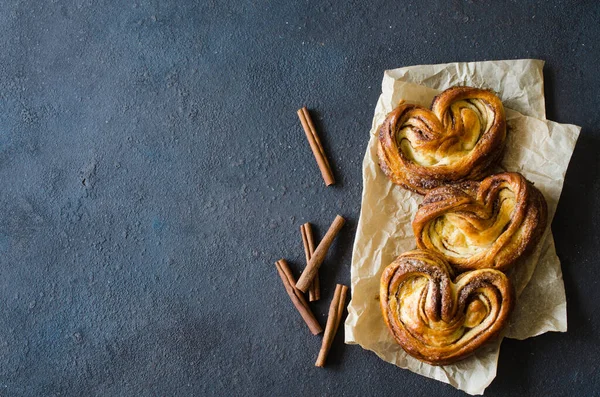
[378,86,506,194]
[380,249,514,365]
[413,172,547,272]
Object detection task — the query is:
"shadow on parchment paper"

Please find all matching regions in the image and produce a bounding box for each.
[304,108,345,189]
[543,63,560,123]
[543,61,598,341]
[553,133,599,338]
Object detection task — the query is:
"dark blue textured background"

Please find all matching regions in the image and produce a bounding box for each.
[0,1,598,396]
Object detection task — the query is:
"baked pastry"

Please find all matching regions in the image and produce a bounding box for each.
[380,249,514,365]
[413,172,547,272]
[377,86,506,194]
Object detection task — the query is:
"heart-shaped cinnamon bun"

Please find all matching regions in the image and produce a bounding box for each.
[380,249,514,365]
[378,86,506,194]
[413,172,547,272]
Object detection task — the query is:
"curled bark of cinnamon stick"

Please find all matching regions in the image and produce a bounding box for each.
[301,222,320,301]
[297,106,335,186]
[275,259,323,335]
[315,284,348,367]
[296,215,345,293]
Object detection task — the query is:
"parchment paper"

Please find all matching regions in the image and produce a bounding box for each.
[344,60,581,395]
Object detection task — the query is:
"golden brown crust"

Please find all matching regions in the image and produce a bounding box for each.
[377,86,506,194]
[413,172,548,272]
[380,249,514,365]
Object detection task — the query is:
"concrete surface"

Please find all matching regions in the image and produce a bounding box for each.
[0,0,598,396]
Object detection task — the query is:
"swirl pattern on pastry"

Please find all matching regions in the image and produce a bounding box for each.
[380,249,514,365]
[377,86,506,194]
[413,172,547,272]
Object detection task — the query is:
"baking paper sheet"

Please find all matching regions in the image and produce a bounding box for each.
[344,60,581,395]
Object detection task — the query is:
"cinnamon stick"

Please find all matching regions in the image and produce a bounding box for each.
[301,222,320,301]
[275,259,323,335]
[296,215,345,293]
[315,284,348,367]
[297,107,335,186]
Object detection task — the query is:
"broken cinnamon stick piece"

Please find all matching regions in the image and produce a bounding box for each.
[311,269,321,302]
[297,107,335,186]
[296,215,345,293]
[300,222,320,301]
[275,259,323,335]
[315,284,348,367]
